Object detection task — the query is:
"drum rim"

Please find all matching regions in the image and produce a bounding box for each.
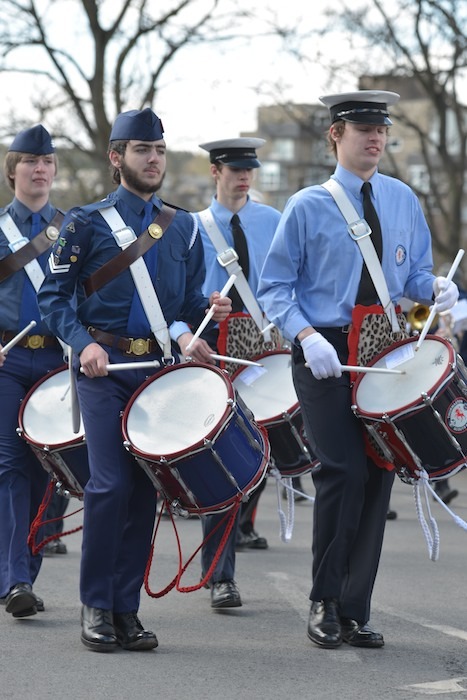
[351,335,456,418]
[121,361,236,460]
[17,364,86,449]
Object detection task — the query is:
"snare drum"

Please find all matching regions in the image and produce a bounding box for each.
[352,335,467,482]
[17,365,89,499]
[122,363,269,514]
[231,350,318,477]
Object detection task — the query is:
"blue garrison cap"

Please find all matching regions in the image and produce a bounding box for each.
[109,108,164,142]
[8,125,55,154]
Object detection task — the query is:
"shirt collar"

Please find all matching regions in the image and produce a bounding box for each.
[116,185,161,215]
[333,163,380,199]
[11,197,55,224]
[210,195,252,226]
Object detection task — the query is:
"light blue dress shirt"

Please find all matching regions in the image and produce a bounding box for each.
[171,195,281,341]
[257,164,436,342]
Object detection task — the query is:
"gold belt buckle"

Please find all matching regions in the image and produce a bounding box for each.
[128,337,150,356]
[26,334,45,350]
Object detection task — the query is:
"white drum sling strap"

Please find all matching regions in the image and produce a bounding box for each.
[321,178,400,333]
[99,206,172,361]
[198,208,273,344]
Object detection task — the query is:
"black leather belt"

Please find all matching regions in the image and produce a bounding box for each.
[87,327,160,356]
[0,330,59,350]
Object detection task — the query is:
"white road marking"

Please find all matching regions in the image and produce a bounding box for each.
[400,677,467,695]
[267,571,360,662]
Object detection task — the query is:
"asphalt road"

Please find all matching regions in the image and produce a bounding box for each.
[2,469,467,700]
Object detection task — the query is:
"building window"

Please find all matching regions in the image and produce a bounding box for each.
[259,162,283,191]
[408,164,430,194]
[269,139,294,161]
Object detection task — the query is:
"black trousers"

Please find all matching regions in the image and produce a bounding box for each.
[292,328,394,623]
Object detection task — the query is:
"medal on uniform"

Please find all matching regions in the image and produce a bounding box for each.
[148,223,163,239]
[45,226,59,241]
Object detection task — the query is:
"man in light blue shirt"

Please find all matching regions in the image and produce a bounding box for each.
[171,138,281,609]
[258,90,459,649]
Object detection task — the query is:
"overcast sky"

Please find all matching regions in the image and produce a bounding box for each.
[2,0,457,154]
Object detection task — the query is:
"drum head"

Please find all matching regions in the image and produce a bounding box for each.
[124,364,233,458]
[354,336,453,416]
[20,367,85,448]
[232,351,298,423]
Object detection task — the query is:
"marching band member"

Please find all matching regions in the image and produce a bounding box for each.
[0,126,64,618]
[171,138,281,609]
[257,90,458,648]
[37,109,231,652]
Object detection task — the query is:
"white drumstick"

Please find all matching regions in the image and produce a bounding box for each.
[340,364,405,375]
[185,274,237,352]
[260,322,275,335]
[415,248,465,351]
[1,320,37,354]
[68,345,81,433]
[210,353,263,367]
[80,360,161,373]
[305,362,404,375]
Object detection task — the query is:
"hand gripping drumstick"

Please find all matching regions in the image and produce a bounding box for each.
[185,274,237,353]
[0,320,37,354]
[415,248,465,351]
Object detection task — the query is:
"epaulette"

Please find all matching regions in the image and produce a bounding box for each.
[68,194,117,225]
[160,198,188,213]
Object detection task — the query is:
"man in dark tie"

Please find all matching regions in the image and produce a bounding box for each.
[0,125,65,618]
[257,90,459,649]
[171,138,286,609]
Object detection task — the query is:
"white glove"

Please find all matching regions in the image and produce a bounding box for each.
[433,276,459,312]
[301,333,342,380]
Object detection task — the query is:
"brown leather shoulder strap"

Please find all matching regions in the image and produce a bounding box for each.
[0,211,65,283]
[83,204,176,297]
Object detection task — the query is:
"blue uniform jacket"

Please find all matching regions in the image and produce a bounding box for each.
[37,185,209,354]
[0,198,62,335]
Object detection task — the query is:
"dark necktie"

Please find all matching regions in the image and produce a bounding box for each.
[229,213,249,313]
[355,181,383,306]
[127,202,157,336]
[19,212,42,330]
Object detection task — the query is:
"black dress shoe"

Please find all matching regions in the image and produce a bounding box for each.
[43,538,68,556]
[235,529,268,551]
[340,618,384,648]
[14,595,45,618]
[386,508,397,520]
[211,580,242,609]
[81,605,118,652]
[307,599,342,648]
[113,612,158,651]
[4,583,38,618]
